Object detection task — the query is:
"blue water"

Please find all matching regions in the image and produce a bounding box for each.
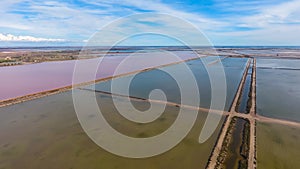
[256,58,300,122]
[85,57,249,111]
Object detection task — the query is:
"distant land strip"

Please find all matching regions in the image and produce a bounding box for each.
[256,67,300,70]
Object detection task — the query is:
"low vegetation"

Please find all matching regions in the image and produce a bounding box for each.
[215,117,250,169]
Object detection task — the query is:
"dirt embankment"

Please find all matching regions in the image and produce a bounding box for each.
[206,59,251,169]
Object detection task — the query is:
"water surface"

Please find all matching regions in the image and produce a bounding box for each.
[256,58,300,122]
[0,51,198,101]
[87,57,249,111]
[224,118,248,169]
[0,89,225,169]
[257,122,300,169]
[238,60,253,113]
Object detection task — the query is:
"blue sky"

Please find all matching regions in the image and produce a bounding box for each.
[0,0,300,46]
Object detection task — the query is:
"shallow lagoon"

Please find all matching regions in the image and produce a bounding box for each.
[256,58,300,122]
[88,57,249,111]
[0,51,198,101]
[256,122,300,169]
[0,90,225,169]
[257,58,300,69]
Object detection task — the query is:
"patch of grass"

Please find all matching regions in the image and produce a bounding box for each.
[238,159,248,169]
[0,59,15,63]
[215,117,237,169]
[240,121,250,158]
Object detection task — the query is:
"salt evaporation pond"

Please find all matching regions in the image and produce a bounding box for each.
[0,56,250,169]
[0,51,197,101]
[256,122,300,169]
[87,57,249,111]
[256,58,300,122]
[0,54,250,168]
[0,88,225,169]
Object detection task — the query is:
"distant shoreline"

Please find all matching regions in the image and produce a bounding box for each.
[1,46,300,67]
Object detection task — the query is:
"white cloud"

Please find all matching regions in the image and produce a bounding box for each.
[0,0,227,44]
[0,0,300,45]
[88,0,227,30]
[0,33,65,42]
[202,0,300,45]
[237,0,300,28]
[0,0,116,41]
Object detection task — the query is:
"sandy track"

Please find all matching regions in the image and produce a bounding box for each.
[248,58,257,169]
[79,88,229,116]
[0,86,73,108]
[255,115,300,128]
[81,85,300,129]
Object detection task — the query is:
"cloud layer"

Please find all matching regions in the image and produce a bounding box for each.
[0,0,300,45]
[0,33,65,42]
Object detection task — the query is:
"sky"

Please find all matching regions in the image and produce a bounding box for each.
[0,0,300,46]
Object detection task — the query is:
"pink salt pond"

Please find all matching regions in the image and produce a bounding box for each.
[0,51,198,101]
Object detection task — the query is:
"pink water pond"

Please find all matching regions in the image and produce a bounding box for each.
[0,51,198,101]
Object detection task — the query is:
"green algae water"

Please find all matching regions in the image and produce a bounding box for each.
[0,90,225,169]
[257,122,300,169]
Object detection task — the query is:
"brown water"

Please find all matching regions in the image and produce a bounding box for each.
[256,122,300,169]
[0,90,225,169]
